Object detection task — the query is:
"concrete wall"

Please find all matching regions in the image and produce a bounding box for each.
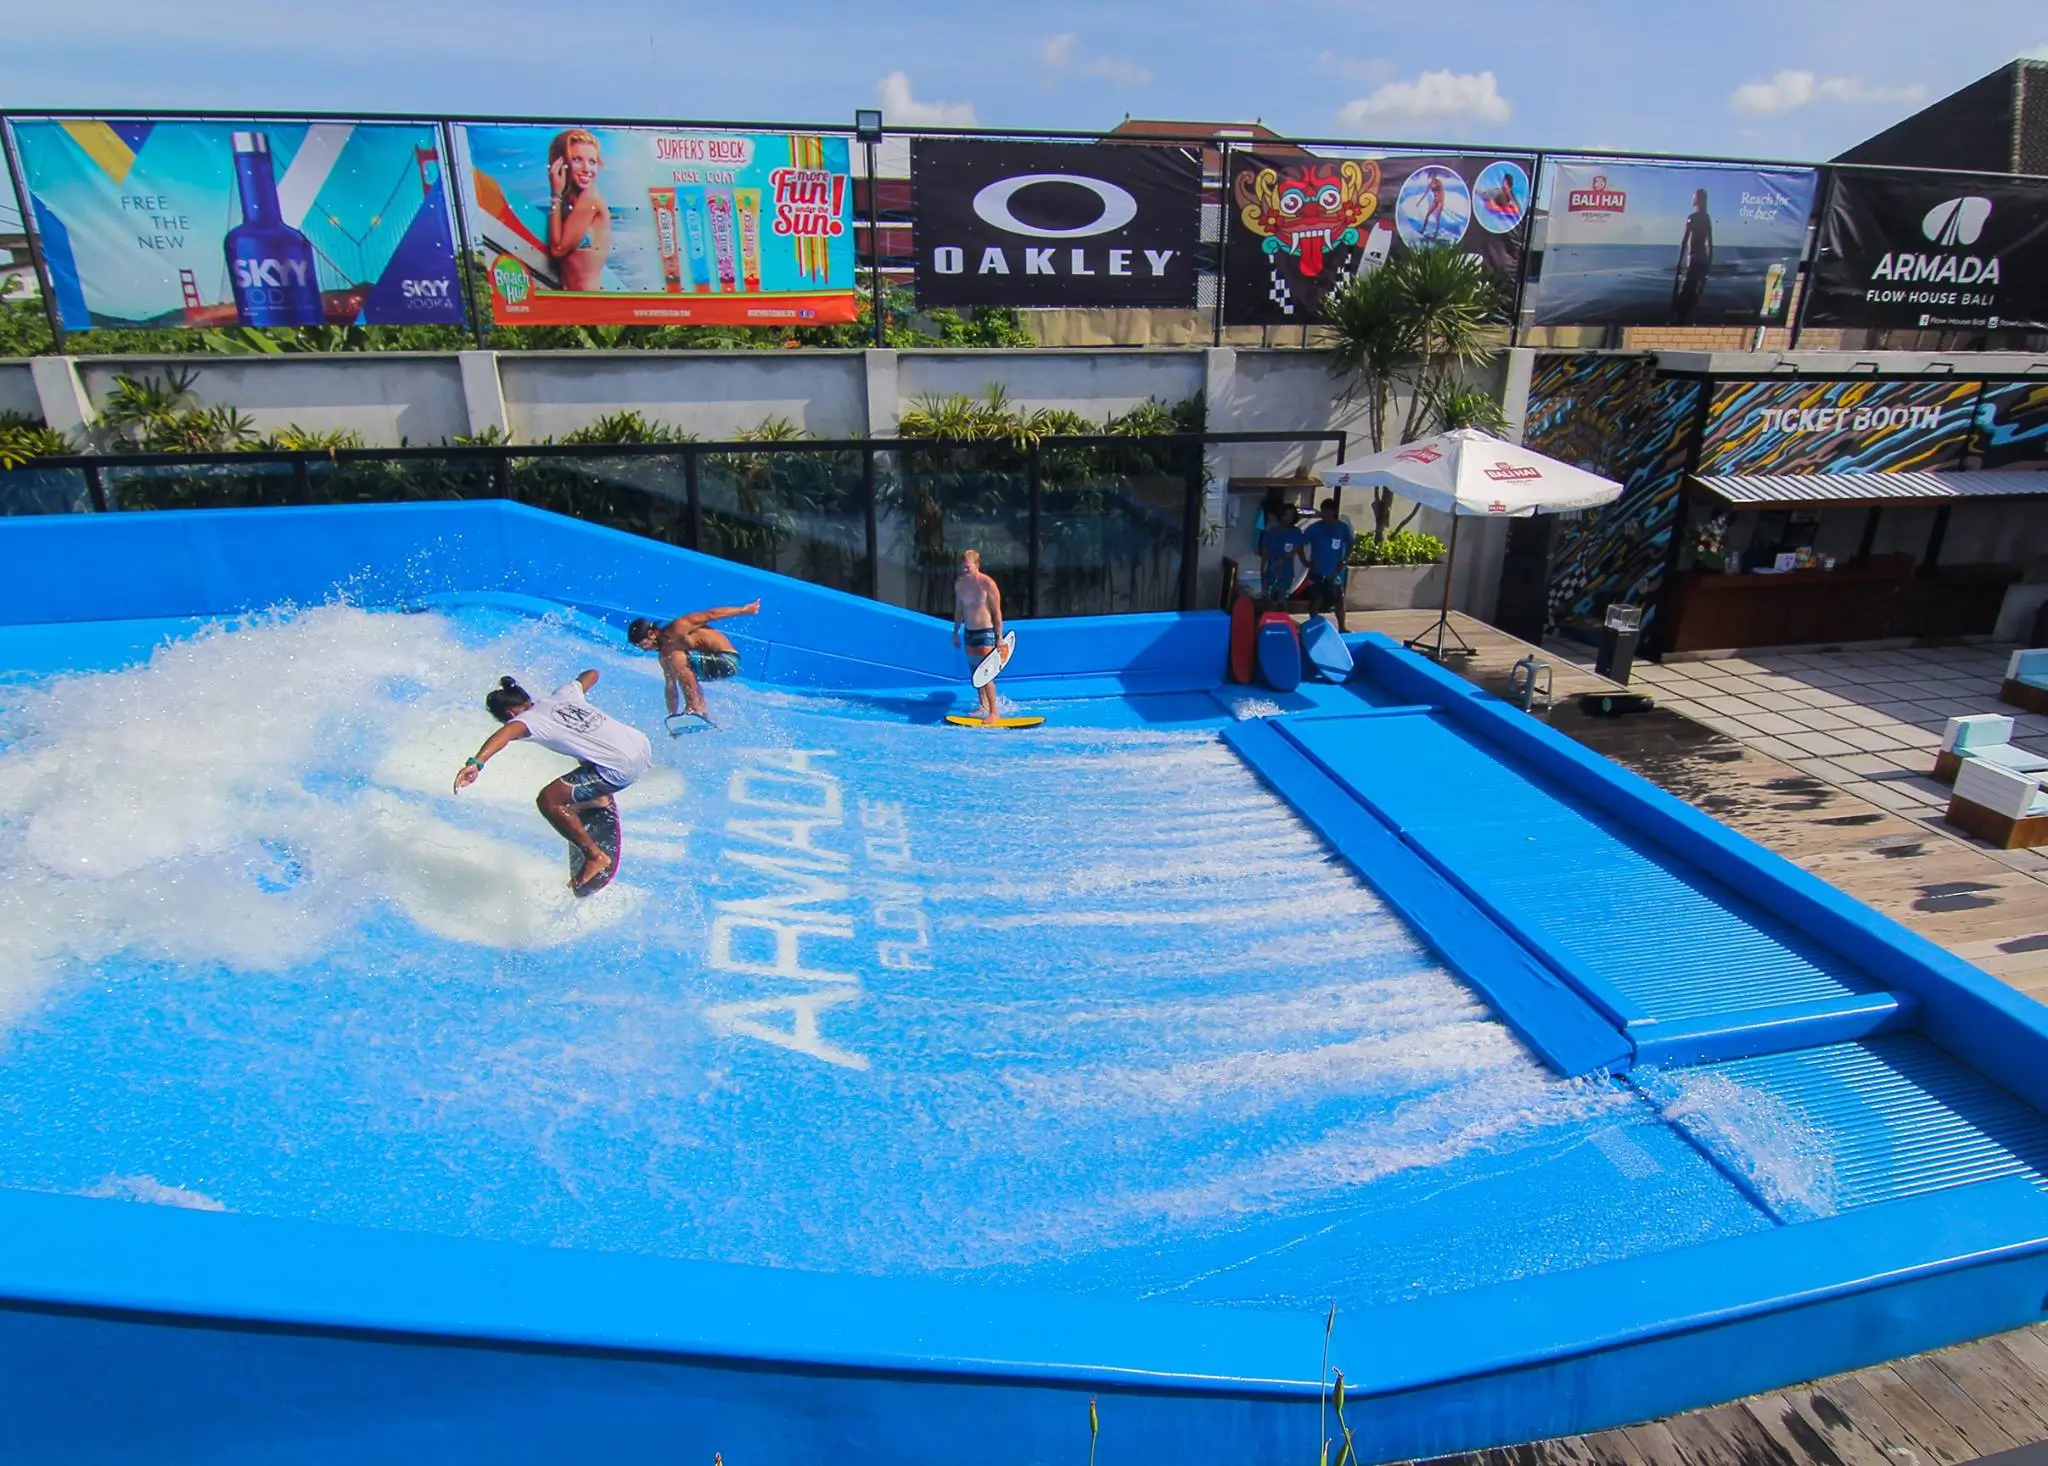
[498,350,870,442]
[0,360,38,422]
[3,344,1533,617]
[71,354,470,447]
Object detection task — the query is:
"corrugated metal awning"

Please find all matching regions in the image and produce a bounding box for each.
[1693,469,2048,505]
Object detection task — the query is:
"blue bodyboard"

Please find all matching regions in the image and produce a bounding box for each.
[1301,617,1355,683]
[1256,619,1302,693]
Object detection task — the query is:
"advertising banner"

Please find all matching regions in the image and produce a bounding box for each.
[1223,151,1532,326]
[1531,160,1817,327]
[910,140,1201,309]
[6,117,465,331]
[458,123,858,327]
[1803,171,2048,332]
[1697,378,1984,476]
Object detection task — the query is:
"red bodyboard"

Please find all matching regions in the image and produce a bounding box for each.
[1228,595,1258,684]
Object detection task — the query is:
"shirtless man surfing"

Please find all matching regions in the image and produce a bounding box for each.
[627,601,760,728]
[951,549,1006,724]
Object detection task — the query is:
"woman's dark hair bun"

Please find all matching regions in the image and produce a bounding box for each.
[499,676,518,690]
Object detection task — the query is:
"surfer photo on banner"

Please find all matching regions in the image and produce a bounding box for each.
[627,601,760,732]
[951,549,1012,726]
[453,671,652,895]
[1258,502,1310,612]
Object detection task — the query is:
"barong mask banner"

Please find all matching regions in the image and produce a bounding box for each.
[1222,151,1532,326]
[910,140,1202,308]
[1803,170,2048,333]
[1529,160,1817,328]
[455,123,858,327]
[5,117,466,331]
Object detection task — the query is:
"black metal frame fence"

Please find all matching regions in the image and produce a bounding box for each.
[5,106,2046,356]
[0,430,1346,619]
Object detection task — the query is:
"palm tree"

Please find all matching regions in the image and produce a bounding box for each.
[1320,244,1505,541]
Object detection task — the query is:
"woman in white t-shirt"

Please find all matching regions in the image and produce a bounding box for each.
[452,670,653,891]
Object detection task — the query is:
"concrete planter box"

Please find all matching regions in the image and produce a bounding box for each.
[1345,563,1447,610]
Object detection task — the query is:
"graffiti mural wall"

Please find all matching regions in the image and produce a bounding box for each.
[1523,353,1701,640]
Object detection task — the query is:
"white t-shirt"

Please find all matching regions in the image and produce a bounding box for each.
[514,680,652,786]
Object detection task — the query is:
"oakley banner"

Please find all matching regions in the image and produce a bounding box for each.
[1804,170,2048,332]
[1531,160,1817,327]
[1223,151,1532,326]
[910,140,1201,308]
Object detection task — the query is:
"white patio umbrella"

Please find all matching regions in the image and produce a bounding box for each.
[1324,428,1624,660]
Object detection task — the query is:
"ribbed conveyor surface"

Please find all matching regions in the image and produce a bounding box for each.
[1282,713,1880,1032]
[1683,1036,2048,1209]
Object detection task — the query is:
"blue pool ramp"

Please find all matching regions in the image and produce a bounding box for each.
[4,500,2048,1463]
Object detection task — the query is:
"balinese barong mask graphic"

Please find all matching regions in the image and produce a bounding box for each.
[1235,160,1379,276]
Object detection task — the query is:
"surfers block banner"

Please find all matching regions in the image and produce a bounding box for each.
[6,118,466,331]
[1223,150,1532,325]
[457,123,858,327]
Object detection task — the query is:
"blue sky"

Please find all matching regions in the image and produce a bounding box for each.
[1,0,2044,172]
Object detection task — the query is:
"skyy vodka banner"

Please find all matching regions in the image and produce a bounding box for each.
[5,118,466,331]
[456,123,858,327]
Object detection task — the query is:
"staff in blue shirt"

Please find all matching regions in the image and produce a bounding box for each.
[1300,498,1356,631]
[1258,503,1309,610]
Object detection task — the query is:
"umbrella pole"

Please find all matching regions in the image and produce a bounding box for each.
[1404,511,1476,660]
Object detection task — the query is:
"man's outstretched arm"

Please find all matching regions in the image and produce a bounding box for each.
[667,600,761,634]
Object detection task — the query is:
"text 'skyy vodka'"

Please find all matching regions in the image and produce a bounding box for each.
[225,131,323,327]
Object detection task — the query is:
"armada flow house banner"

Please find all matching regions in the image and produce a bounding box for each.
[1530,160,1818,327]
[456,123,859,327]
[1223,151,1532,326]
[910,140,1202,309]
[5,117,467,331]
[1803,170,2048,332]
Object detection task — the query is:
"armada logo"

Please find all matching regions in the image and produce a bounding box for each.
[1869,195,2001,286]
[1923,195,1991,247]
[1482,462,1542,481]
[1565,176,1627,214]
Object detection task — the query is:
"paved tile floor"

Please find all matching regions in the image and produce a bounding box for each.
[1621,643,2048,887]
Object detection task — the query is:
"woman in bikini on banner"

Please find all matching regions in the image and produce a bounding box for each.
[547,128,611,292]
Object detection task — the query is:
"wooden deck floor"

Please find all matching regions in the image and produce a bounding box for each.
[1348,612,2048,1465]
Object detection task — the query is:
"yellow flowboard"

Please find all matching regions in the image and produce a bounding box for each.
[945,714,1046,729]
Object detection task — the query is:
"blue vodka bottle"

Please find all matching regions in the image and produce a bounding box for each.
[224,131,324,327]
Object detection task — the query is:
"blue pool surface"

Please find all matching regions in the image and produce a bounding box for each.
[2,501,2048,1466]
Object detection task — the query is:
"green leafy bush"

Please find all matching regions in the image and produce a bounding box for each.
[1348,529,1444,567]
[0,411,72,469]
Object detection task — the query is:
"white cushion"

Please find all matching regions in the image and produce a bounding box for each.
[1954,756,2048,820]
[1944,713,2015,753]
[2010,648,2048,682]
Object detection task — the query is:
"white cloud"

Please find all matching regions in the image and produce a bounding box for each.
[1317,51,1395,84]
[1729,69,1926,115]
[2022,42,2048,60]
[1081,57,1153,86]
[875,71,978,127]
[1040,33,1151,88]
[1336,70,1512,136]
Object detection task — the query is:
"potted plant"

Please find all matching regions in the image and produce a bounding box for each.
[1344,528,1448,609]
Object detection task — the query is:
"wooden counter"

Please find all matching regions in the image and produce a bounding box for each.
[1662,556,2017,651]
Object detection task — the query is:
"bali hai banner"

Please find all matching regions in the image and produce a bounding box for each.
[457,123,858,327]
[910,140,1202,309]
[1803,170,2048,332]
[5,117,466,331]
[1223,151,1532,326]
[1530,160,1818,328]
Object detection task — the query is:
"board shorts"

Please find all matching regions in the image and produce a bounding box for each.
[1303,573,1344,613]
[964,627,999,652]
[563,762,631,804]
[687,649,740,680]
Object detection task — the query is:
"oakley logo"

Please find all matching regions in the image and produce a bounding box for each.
[972,174,1138,238]
[1922,196,1991,247]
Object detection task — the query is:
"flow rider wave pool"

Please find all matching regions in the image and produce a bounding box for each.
[2,501,2047,1465]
